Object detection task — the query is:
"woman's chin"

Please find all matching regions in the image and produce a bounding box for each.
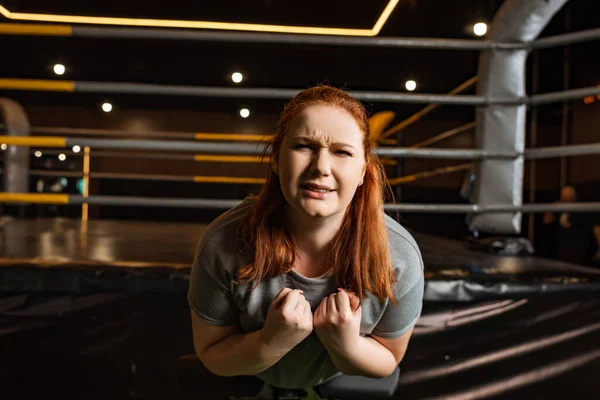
[284,194,343,220]
[297,202,338,219]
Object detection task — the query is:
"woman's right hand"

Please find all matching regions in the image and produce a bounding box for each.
[259,288,313,354]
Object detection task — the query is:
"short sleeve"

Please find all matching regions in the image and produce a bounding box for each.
[187,235,239,327]
[371,242,425,339]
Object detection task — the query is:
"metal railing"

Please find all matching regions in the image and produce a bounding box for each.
[1,23,599,50]
[2,135,599,161]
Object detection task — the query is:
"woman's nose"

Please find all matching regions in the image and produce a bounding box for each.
[310,149,332,176]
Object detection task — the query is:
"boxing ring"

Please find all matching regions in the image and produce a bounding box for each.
[1,0,600,399]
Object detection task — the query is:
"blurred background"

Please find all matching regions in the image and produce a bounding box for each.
[0,0,598,259]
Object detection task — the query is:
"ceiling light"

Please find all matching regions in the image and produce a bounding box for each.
[53,64,66,75]
[58,153,66,161]
[474,22,488,37]
[72,145,81,153]
[35,151,43,157]
[405,80,417,92]
[102,102,112,112]
[232,72,243,83]
[1,143,6,150]
[240,108,250,118]
[0,1,400,36]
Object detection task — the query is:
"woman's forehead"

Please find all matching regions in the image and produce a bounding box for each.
[287,105,364,143]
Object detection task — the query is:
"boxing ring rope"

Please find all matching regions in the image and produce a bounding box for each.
[1,23,599,50]
[0,124,274,141]
[2,78,600,105]
[0,78,487,104]
[0,192,599,214]
[30,169,266,185]
[24,148,274,164]
[29,163,442,187]
[0,125,398,148]
[30,149,397,165]
[3,135,600,161]
[36,168,460,186]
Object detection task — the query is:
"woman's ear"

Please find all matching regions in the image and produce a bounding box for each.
[359,162,367,185]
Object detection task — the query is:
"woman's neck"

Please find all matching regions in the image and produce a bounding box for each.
[286,206,345,259]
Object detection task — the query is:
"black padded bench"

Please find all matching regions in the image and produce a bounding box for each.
[178,354,400,399]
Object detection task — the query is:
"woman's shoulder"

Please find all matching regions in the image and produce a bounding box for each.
[382,213,424,280]
[196,197,256,255]
[383,214,421,257]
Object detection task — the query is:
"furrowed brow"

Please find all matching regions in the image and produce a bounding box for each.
[295,136,355,149]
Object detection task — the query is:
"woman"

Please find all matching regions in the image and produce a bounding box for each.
[188,85,424,392]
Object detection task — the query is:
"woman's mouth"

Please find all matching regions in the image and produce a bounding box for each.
[300,183,335,199]
[300,183,334,193]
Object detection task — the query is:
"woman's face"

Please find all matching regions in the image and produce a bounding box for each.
[277,104,366,221]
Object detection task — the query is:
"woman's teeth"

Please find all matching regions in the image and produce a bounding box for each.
[302,185,332,192]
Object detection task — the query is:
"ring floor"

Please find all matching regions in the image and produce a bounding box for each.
[1,217,599,399]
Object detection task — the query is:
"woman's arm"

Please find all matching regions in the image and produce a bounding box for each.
[326,330,413,378]
[314,290,413,379]
[191,311,287,377]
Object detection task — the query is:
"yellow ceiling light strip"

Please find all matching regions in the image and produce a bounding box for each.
[372,0,400,35]
[0,1,399,36]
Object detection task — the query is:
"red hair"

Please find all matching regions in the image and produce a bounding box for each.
[237,85,396,302]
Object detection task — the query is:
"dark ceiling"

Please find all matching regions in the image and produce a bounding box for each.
[0,0,598,121]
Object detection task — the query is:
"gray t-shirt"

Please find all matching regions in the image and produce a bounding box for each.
[188,198,424,389]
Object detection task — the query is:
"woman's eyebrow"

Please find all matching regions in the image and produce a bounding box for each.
[294,135,357,149]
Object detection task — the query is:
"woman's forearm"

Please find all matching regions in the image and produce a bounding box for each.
[200,330,288,377]
[326,336,398,379]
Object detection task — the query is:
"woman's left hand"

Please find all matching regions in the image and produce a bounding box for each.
[313,288,362,354]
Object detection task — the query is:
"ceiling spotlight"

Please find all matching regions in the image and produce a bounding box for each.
[53,64,66,75]
[232,72,243,83]
[405,80,417,92]
[474,22,488,36]
[35,151,43,157]
[102,102,113,112]
[240,108,250,118]
[72,145,81,153]
[58,153,66,161]
[1,143,7,150]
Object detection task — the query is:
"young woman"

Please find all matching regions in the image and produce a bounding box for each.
[188,85,424,391]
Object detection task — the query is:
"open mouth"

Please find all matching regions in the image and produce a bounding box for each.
[300,184,334,193]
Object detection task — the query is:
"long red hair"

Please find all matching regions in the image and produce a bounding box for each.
[237,85,396,302]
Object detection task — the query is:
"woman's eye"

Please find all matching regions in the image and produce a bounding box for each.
[336,150,352,157]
